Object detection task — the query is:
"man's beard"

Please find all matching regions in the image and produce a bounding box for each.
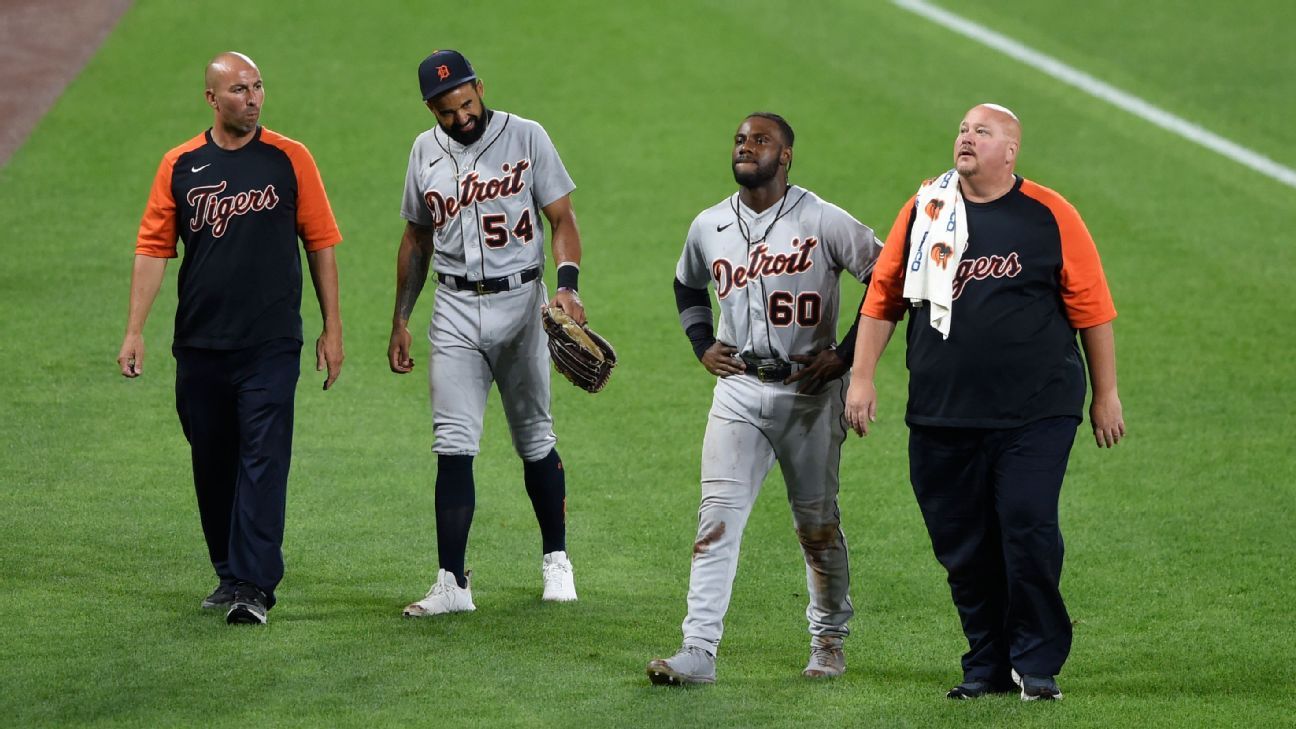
[225,118,257,136]
[732,157,780,188]
[444,107,492,145]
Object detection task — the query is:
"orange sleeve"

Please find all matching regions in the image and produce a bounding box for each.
[264,130,342,251]
[136,134,207,258]
[1020,181,1116,328]
[135,155,179,258]
[861,195,917,322]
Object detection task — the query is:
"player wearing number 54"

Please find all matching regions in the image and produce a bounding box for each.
[388,50,587,617]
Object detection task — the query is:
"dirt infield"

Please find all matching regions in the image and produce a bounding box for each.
[0,0,133,167]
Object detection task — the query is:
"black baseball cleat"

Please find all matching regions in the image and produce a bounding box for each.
[226,584,269,625]
[946,679,1019,699]
[201,583,237,610]
[1019,674,1063,701]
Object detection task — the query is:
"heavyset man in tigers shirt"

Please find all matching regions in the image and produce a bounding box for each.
[846,104,1125,701]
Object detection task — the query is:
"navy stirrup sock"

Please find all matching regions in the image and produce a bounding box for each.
[523,448,567,555]
[435,454,475,588]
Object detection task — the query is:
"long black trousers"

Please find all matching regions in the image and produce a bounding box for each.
[909,415,1080,681]
[174,339,300,608]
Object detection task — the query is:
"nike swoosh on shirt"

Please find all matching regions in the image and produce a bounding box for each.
[191,164,211,173]
[428,158,443,169]
[717,222,734,232]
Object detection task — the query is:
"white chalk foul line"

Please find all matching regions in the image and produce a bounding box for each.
[894,0,1296,189]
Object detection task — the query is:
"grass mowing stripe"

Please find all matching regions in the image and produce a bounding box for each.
[893,0,1296,188]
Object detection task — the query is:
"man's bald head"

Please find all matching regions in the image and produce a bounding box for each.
[973,103,1021,144]
[205,51,264,145]
[205,51,259,90]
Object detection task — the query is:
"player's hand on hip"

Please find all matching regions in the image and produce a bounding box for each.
[844,379,878,436]
[1089,391,1125,448]
[786,349,848,395]
[548,288,586,326]
[701,342,745,378]
[317,329,345,390]
[388,326,415,374]
[117,333,145,377]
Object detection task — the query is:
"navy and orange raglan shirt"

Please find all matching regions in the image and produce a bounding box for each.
[136,127,341,350]
[863,176,1116,428]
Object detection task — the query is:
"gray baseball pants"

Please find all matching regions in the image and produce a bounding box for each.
[681,372,854,653]
[427,279,557,460]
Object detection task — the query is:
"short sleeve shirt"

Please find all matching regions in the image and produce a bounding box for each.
[136,126,342,349]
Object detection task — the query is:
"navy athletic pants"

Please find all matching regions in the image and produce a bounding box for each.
[908,415,1080,682]
[174,338,301,608]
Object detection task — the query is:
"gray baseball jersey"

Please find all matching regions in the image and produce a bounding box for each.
[401,111,575,279]
[400,109,574,459]
[675,185,880,359]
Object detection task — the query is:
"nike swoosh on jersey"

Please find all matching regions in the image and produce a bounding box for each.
[717,221,734,232]
[428,157,443,169]
[191,163,211,173]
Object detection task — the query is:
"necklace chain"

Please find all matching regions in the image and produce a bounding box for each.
[731,186,792,246]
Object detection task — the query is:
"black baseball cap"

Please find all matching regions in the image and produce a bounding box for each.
[418,50,477,100]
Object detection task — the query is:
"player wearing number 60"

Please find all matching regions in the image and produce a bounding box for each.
[389,50,586,616]
[647,113,882,685]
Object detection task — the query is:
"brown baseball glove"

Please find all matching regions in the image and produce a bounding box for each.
[541,306,616,393]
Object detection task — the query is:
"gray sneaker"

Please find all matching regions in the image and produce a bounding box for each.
[803,642,846,678]
[647,645,716,685]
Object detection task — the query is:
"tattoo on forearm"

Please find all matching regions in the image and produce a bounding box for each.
[397,247,430,321]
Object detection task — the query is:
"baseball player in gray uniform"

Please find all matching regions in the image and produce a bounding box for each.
[389,50,586,616]
[647,113,881,684]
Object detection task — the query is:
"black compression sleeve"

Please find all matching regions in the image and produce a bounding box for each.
[674,277,715,361]
[685,324,715,361]
[674,277,711,311]
[834,290,868,363]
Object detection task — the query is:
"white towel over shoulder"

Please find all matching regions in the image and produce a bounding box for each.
[901,169,968,339]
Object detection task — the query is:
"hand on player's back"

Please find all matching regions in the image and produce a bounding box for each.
[701,342,745,378]
[786,349,848,395]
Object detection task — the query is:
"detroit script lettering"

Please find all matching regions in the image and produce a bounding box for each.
[712,237,819,299]
[424,159,530,229]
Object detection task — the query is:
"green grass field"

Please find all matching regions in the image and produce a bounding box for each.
[2,0,1293,726]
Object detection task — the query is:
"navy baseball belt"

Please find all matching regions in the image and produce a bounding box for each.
[740,353,796,383]
[437,266,540,294]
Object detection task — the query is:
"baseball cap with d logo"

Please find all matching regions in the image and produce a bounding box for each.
[419,50,477,100]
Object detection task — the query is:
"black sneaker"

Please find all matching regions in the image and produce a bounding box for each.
[201,583,237,610]
[226,584,269,625]
[1019,674,1063,701]
[946,679,1018,699]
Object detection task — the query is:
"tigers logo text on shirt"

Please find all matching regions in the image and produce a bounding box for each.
[186,181,280,238]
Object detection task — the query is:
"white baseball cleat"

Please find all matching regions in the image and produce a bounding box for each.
[541,550,578,602]
[647,644,717,685]
[403,569,475,616]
